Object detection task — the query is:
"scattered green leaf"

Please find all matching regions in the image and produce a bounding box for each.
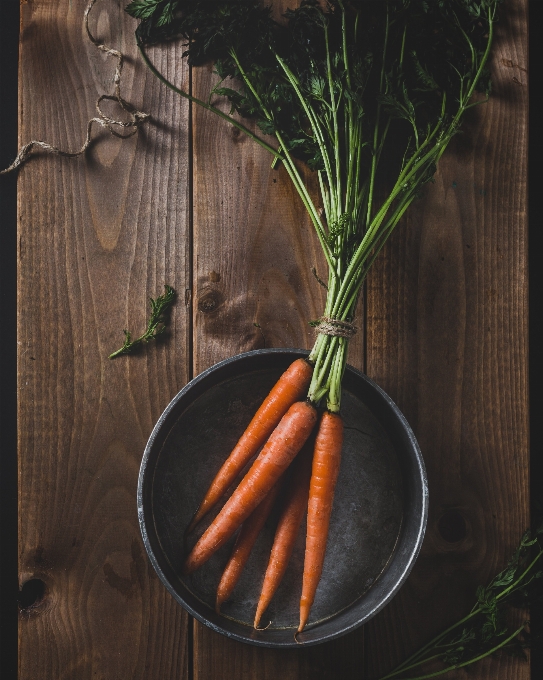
[109,285,176,359]
[378,523,543,679]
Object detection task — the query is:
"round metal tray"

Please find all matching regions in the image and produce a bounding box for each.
[138,348,428,647]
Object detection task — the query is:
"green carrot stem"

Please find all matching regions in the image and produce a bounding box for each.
[137,42,282,161]
[380,625,526,680]
[386,547,542,678]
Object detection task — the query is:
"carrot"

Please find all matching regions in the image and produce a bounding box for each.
[187,358,313,533]
[215,481,281,614]
[253,440,313,629]
[184,400,318,575]
[298,411,344,633]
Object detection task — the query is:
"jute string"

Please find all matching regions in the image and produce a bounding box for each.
[0,0,149,176]
[314,316,357,338]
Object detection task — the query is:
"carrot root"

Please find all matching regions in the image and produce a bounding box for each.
[215,482,281,614]
[184,400,318,575]
[298,411,343,633]
[253,441,313,629]
[187,358,313,533]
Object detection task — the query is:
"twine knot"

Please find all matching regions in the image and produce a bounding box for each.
[313,316,357,338]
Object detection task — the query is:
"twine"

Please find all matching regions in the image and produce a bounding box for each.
[0,0,149,176]
[313,316,357,338]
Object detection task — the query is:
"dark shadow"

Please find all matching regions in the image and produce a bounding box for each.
[529,3,542,679]
[0,2,20,680]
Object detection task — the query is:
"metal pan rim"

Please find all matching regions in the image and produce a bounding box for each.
[138,348,428,648]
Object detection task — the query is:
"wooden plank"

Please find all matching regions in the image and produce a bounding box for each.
[190,18,366,680]
[364,0,529,677]
[18,2,190,678]
[191,85,327,375]
[190,1,528,679]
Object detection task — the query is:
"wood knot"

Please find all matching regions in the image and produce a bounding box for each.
[198,290,223,314]
[18,578,47,611]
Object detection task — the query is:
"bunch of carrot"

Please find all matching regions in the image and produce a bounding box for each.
[184,357,343,633]
[128,0,501,635]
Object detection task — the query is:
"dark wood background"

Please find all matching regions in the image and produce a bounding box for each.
[1,0,537,678]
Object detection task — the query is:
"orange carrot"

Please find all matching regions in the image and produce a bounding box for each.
[215,481,281,614]
[187,358,313,532]
[298,411,344,633]
[184,400,318,575]
[253,440,313,629]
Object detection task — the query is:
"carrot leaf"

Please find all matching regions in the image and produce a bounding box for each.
[109,284,176,359]
[378,523,543,679]
[126,0,501,410]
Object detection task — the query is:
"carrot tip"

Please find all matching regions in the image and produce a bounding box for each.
[298,614,309,634]
[294,630,304,644]
[187,504,206,534]
[253,607,266,630]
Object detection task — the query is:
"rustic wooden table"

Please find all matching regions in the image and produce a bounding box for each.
[11,0,529,678]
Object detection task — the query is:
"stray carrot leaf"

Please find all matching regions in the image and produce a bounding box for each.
[378,523,543,680]
[109,284,176,359]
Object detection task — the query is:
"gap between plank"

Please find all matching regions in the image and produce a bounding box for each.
[187,60,195,680]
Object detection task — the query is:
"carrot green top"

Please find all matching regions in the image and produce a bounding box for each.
[127,0,501,411]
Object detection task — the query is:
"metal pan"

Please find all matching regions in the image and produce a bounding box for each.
[138,348,428,647]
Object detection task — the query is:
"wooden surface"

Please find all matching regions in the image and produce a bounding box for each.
[15,1,528,679]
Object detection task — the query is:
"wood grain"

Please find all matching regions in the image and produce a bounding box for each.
[191,69,330,373]
[364,1,529,677]
[16,1,528,679]
[190,2,365,675]
[190,0,528,678]
[18,2,190,678]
